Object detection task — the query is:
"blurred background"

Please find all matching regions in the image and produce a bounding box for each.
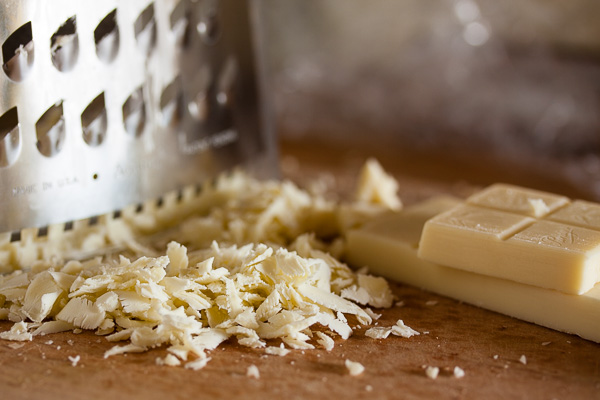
[259,0,600,201]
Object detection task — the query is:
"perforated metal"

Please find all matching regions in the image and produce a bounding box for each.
[0,0,276,234]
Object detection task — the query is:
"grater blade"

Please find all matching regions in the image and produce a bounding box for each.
[0,0,277,236]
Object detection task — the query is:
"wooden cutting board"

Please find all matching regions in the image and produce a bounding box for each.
[1,281,598,400]
[1,141,599,399]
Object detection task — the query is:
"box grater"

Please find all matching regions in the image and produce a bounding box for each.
[0,0,277,239]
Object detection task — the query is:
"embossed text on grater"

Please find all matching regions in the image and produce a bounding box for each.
[0,0,276,235]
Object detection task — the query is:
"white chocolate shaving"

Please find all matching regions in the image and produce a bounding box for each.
[425,366,439,379]
[265,343,291,356]
[185,357,211,371]
[392,319,420,338]
[365,319,419,340]
[68,355,81,367]
[246,364,260,379]
[355,158,402,211]
[316,331,335,351]
[520,354,527,365]
[0,321,32,341]
[0,165,404,368]
[453,366,465,378]
[345,359,365,376]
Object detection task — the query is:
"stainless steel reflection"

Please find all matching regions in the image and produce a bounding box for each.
[0,0,277,233]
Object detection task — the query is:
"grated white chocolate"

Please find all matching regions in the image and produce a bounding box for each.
[425,366,439,379]
[0,166,403,369]
[345,359,365,376]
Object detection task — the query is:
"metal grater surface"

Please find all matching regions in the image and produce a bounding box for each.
[0,0,276,235]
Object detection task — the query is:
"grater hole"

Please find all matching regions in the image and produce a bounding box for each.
[95,9,119,63]
[36,102,66,157]
[2,22,35,82]
[81,93,107,146]
[160,77,183,128]
[0,107,21,167]
[176,188,184,203]
[113,210,122,219]
[170,0,190,48]
[51,16,79,72]
[88,216,99,226]
[123,87,146,137]
[135,3,157,57]
[9,231,21,242]
[156,197,164,208]
[64,221,74,231]
[135,203,143,213]
[197,8,220,45]
[37,226,49,237]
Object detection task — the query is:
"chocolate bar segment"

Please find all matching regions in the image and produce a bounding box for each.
[418,184,600,295]
[345,196,600,343]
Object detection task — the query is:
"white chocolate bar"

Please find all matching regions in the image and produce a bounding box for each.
[418,184,600,295]
[345,196,600,343]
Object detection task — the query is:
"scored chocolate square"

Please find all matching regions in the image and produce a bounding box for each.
[418,184,600,295]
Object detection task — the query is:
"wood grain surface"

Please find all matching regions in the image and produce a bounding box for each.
[1,281,599,400]
[1,141,599,399]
